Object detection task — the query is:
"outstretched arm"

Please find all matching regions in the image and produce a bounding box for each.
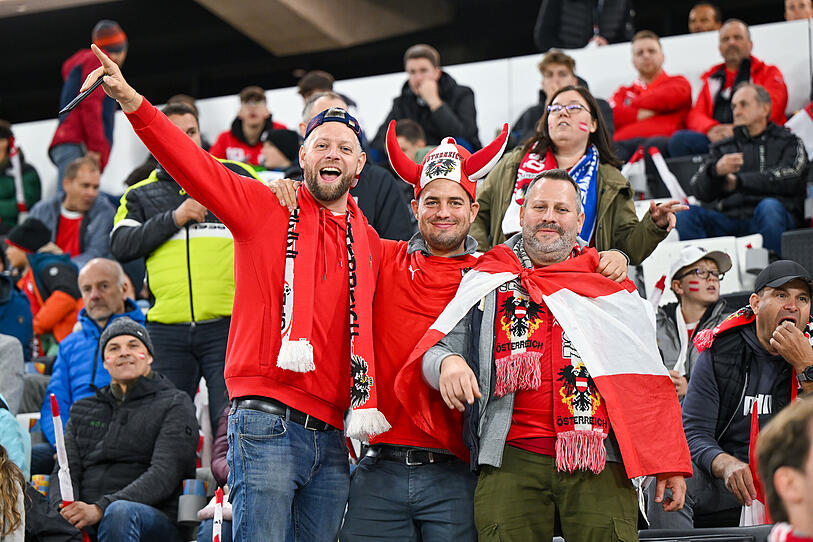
[81,45,277,239]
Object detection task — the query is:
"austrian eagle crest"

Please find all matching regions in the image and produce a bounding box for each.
[499,296,542,338]
[350,354,373,408]
[424,158,457,178]
[557,363,599,412]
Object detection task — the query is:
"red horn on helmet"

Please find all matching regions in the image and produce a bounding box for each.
[386,120,422,186]
[462,123,510,181]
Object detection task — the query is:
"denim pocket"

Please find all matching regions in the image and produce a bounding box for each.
[237,408,288,440]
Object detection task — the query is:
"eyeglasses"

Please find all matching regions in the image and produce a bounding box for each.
[677,268,725,281]
[546,103,590,115]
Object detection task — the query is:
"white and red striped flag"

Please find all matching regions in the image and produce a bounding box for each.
[396,246,691,478]
[9,137,28,222]
[50,393,75,505]
[213,487,223,542]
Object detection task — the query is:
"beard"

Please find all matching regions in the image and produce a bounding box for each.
[422,221,467,254]
[522,221,578,262]
[303,163,354,203]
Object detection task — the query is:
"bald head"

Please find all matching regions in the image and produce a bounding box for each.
[78,258,129,327]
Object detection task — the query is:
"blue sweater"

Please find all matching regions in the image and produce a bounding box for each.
[39,300,145,446]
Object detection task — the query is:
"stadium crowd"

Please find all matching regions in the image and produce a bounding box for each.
[2,3,813,541]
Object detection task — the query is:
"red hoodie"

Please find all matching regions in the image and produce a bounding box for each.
[125,99,380,430]
[610,70,692,140]
[50,49,116,171]
[687,55,788,134]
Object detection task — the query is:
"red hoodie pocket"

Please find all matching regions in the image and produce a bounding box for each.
[258,304,270,368]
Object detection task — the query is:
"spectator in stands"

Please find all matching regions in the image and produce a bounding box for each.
[656,246,731,400]
[472,85,686,262]
[422,170,689,541]
[533,0,634,51]
[512,50,615,145]
[650,260,813,528]
[167,94,211,150]
[50,318,198,541]
[29,157,114,268]
[297,70,359,112]
[678,83,807,255]
[209,86,287,166]
[757,398,813,541]
[394,119,432,163]
[90,45,382,541]
[371,44,481,154]
[611,31,692,161]
[33,258,142,476]
[4,218,81,345]
[0,274,33,361]
[0,336,23,416]
[256,128,301,181]
[0,442,25,541]
[111,102,259,435]
[688,3,723,33]
[0,120,41,228]
[786,0,813,20]
[669,20,788,157]
[49,20,127,192]
[299,92,415,241]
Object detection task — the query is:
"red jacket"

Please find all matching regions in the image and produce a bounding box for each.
[369,240,477,450]
[687,55,788,134]
[610,71,692,140]
[209,117,287,166]
[50,49,116,171]
[126,100,380,430]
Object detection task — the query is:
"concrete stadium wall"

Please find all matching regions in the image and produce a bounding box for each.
[14,19,812,198]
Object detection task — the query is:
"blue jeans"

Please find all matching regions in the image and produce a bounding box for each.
[676,198,795,254]
[95,500,182,542]
[147,318,230,436]
[668,130,711,157]
[49,143,84,197]
[227,407,349,542]
[197,519,233,542]
[340,452,477,541]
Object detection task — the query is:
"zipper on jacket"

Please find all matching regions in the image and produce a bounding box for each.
[185,224,196,323]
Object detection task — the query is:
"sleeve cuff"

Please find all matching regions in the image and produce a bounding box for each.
[124,97,157,130]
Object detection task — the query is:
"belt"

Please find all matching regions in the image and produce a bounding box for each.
[369,445,458,466]
[233,397,337,432]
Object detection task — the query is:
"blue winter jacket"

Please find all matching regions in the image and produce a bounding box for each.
[0,273,33,360]
[39,299,145,446]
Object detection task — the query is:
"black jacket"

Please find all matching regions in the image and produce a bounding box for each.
[691,123,808,221]
[534,0,634,52]
[511,87,616,146]
[288,162,416,241]
[372,72,481,153]
[49,372,198,522]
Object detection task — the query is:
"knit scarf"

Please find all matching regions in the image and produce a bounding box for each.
[494,240,610,473]
[502,147,599,243]
[278,186,389,440]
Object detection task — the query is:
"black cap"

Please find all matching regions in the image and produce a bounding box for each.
[6,217,51,253]
[100,317,154,357]
[261,129,301,163]
[754,260,813,294]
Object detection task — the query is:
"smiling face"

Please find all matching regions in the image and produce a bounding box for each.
[520,177,584,266]
[632,37,664,80]
[103,335,153,387]
[672,258,721,306]
[751,279,812,352]
[299,122,365,207]
[546,90,596,155]
[718,21,752,67]
[411,179,478,257]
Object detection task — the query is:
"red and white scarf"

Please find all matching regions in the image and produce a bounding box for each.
[9,137,28,222]
[397,244,691,478]
[278,186,389,439]
[770,524,813,542]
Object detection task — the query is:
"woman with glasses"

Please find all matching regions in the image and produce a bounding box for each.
[656,246,732,399]
[471,85,686,264]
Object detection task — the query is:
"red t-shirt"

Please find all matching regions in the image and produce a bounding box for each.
[55,208,82,257]
[369,240,477,449]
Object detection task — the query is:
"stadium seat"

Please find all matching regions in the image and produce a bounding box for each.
[639,524,772,541]
[781,228,813,272]
[664,154,708,196]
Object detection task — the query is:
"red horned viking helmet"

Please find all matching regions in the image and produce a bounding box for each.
[386,120,509,201]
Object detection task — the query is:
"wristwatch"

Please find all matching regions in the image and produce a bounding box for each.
[798,365,813,383]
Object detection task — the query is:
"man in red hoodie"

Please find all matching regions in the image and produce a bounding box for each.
[611,30,692,161]
[668,19,788,157]
[82,45,382,542]
[49,20,127,195]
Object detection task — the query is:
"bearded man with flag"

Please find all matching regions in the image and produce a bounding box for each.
[398,168,691,541]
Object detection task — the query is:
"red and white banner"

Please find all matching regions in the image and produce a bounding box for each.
[398,246,692,478]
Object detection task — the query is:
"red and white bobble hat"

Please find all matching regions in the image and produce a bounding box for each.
[386,120,509,201]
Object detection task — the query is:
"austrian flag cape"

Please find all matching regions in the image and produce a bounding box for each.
[399,245,692,479]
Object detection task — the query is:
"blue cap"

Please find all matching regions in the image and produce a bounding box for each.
[304,107,362,145]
